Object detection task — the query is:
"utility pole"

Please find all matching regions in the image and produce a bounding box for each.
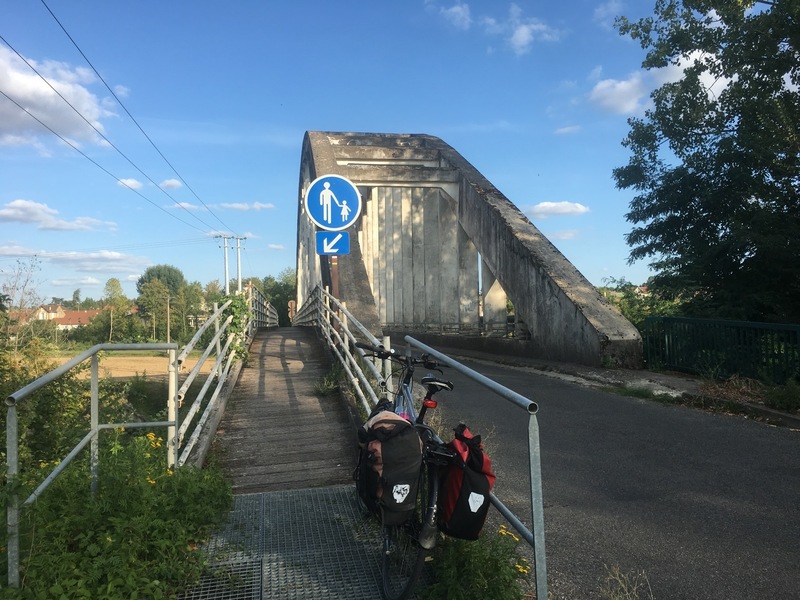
[235,236,246,293]
[166,296,171,344]
[216,235,231,295]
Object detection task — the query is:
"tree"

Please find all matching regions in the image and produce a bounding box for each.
[263,268,296,326]
[137,279,170,341]
[1,258,45,354]
[614,0,800,322]
[136,265,187,298]
[600,277,682,332]
[204,280,224,310]
[103,278,131,342]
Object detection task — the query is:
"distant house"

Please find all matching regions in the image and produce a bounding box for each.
[33,304,66,321]
[13,304,103,331]
[55,309,103,331]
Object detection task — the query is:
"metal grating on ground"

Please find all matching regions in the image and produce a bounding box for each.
[180,485,385,600]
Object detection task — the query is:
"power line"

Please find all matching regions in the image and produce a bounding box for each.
[0,88,207,233]
[38,0,236,235]
[0,35,223,234]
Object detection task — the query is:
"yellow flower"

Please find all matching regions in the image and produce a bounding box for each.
[147,477,156,485]
[499,525,520,542]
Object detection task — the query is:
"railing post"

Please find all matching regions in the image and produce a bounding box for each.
[382,335,392,394]
[6,400,20,587]
[90,354,100,496]
[167,347,178,468]
[528,413,548,600]
[214,302,221,357]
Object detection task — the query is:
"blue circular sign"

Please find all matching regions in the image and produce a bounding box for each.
[304,174,362,231]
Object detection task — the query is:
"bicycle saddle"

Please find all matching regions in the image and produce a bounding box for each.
[421,375,454,392]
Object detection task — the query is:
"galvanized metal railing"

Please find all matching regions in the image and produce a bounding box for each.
[644,316,800,382]
[293,284,548,600]
[4,290,279,587]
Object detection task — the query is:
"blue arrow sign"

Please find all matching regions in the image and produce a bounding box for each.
[304,174,362,231]
[316,231,350,255]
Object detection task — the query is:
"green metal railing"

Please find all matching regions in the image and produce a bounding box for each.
[644,317,800,382]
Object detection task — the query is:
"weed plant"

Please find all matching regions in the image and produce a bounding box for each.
[1,428,232,599]
[600,564,654,600]
[420,525,529,600]
[313,364,344,397]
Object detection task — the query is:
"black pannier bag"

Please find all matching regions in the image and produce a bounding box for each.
[355,406,423,526]
[438,423,496,540]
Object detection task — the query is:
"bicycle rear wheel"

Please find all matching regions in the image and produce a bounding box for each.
[381,460,434,600]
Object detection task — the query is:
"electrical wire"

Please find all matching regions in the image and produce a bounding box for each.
[38,0,236,235]
[0,35,223,234]
[0,88,207,233]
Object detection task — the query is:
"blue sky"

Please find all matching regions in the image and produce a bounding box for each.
[1,0,667,304]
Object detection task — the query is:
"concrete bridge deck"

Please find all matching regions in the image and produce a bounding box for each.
[181,328,393,599]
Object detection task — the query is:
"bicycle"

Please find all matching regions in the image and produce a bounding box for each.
[355,341,456,600]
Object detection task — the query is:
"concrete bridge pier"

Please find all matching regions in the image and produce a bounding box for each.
[359,186,479,334]
[296,131,642,368]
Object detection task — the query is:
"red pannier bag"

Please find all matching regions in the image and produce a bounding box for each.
[438,423,496,540]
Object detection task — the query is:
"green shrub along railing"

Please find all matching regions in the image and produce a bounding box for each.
[644,317,800,383]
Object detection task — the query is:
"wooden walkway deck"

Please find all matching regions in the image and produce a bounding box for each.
[214,327,358,494]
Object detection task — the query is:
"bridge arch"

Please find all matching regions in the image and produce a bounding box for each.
[296,131,642,368]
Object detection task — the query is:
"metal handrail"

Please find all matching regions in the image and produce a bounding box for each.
[292,284,548,599]
[3,288,278,588]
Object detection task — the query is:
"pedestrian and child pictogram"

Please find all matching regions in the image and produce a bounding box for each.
[304,174,362,232]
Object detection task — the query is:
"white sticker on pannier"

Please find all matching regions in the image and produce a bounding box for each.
[468,492,485,513]
[392,484,411,503]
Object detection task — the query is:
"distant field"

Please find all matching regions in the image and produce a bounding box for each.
[56,353,213,381]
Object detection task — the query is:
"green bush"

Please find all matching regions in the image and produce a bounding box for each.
[420,525,529,600]
[1,428,232,598]
[763,378,800,412]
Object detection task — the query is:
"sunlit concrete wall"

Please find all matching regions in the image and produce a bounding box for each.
[296,131,642,367]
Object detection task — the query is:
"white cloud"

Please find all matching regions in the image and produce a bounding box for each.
[528,201,590,219]
[173,201,205,211]
[0,46,113,148]
[0,199,116,231]
[159,178,182,189]
[653,50,735,99]
[550,229,579,240]
[590,51,742,117]
[589,72,648,114]
[431,3,560,56]
[267,244,286,251]
[483,4,560,56]
[48,249,149,273]
[441,2,471,30]
[593,0,623,29]
[220,202,276,211]
[52,276,101,287]
[117,178,143,190]
[554,125,581,135]
[0,244,150,274]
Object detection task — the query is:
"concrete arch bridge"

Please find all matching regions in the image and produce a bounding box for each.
[296,131,641,368]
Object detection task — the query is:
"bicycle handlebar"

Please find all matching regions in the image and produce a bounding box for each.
[354,341,444,371]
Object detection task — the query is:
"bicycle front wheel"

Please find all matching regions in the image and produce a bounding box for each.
[381,460,434,600]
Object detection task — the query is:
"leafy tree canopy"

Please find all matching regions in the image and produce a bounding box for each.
[614,0,799,322]
[263,267,296,326]
[136,264,187,297]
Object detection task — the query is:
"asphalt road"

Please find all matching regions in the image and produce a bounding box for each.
[433,359,800,600]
